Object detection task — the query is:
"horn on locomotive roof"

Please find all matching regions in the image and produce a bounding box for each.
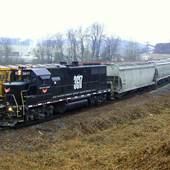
[60,61,67,65]
[72,61,79,66]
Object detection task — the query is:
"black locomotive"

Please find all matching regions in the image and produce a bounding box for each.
[1,63,110,126]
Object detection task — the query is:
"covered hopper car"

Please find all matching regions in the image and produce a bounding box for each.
[107,62,157,97]
[107,60,170,97]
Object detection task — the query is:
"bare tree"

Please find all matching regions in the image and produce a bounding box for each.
[45,46,53,64]
[101,36,120,61]
[50,33,65,62]
[0,38,12,64]
[67,29,78,61]
[125,41,140,61]
[33,43,46,64]
[88,23,104,61]
[76,27,88,61]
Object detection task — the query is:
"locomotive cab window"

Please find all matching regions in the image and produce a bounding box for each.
[0,74,5,81]
[11,70,32,82]
[31,68,51,86]
[39,76,51,85]
[52,76,61,85]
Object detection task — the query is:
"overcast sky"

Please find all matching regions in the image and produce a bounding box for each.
[0,0,170,44]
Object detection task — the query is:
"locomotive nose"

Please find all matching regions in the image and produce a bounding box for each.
[4,82,29,106]
[4,82,29,94]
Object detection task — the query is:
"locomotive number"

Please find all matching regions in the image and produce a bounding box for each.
[74,75,83,90]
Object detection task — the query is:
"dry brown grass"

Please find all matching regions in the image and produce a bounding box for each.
[1,94,170,169]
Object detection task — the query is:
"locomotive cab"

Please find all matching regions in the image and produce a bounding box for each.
[0,64,109,127]
[1,67,52,126]
[4,68,35,106]
[4,67,52,97]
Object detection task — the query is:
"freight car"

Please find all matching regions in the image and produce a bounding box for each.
[1,63,110,126]
[107,62,157,97]
[106,60,170,98]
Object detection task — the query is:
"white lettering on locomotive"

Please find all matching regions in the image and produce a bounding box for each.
[74,75,83,90]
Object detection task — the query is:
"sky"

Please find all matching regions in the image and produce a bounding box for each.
[0,0,170,44]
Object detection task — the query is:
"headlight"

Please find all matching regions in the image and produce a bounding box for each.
[8,106,14,112]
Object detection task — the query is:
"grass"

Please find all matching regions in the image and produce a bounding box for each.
[0,94,170,169]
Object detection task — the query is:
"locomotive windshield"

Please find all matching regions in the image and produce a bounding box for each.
[10,68,51,84]
[10,70,32,82]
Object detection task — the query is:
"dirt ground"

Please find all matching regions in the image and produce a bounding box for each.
[1,85,170,170]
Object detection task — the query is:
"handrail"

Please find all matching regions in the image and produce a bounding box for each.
[12,95,19,117]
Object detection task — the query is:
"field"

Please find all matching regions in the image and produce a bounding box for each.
[1,86,170,169]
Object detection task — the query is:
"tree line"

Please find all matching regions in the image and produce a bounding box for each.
[33,23,147,64]
[0,38,24,65]
[0,23,148,65]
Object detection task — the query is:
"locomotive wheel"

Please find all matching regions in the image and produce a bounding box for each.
[54,102,67,114]
[89,94,107,106]
[45,105,54,117]
[88,96,97,105]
